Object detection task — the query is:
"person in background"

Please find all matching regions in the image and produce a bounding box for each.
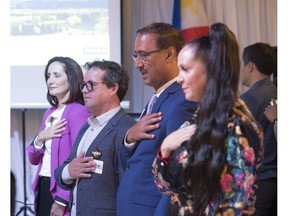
[152,23,264,215]
[240,42,277,216]
[27,56,90,216]
[264,99,277,140]
[117,22,198,216]
[265,47,277,141]
[55,60,136,216]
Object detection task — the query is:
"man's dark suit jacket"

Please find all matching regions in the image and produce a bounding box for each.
[55,108,136,216]
[117,82,198,216]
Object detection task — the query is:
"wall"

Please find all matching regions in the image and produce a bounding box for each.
[121,0,277,113]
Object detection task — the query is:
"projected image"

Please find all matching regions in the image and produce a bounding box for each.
[11,0,108,36]
[10,0,111,65]
[10,0,121,108]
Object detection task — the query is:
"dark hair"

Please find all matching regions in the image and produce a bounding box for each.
[45,56,84,106]
[137,22,185,54]
[242,42,276,76]
[183,23,240,214]
[84,60,129,101]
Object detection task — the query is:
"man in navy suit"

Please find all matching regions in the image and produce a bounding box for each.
[117,22,198,216]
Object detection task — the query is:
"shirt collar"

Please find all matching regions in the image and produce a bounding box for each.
[155,77,177,96]
[87,106,121,127]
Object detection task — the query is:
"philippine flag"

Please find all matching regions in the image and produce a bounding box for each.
[173,0,210,42]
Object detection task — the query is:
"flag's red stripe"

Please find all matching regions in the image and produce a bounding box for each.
[182,26,209,42]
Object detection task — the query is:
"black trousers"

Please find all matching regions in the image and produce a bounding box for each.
[255,178,277,216]
[37,176,54,216]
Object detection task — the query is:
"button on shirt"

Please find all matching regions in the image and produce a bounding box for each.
[61,106,121,216]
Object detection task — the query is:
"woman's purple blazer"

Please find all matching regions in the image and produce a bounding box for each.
[26,102,90,215]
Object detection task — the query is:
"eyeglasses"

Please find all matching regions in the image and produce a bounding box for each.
[132,49,163,62]
[79,81,103,92]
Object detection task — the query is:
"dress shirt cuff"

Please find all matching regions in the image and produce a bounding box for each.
[33,135,44,149]
[54,195,69,207]
[124,129,137,150]
[54,200,67,207]
[62,164,74,185]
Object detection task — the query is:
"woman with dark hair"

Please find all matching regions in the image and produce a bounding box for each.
[27,56,90,216]
[152,23,264,215]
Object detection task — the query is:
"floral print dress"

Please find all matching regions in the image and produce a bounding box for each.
[152,100,264,216]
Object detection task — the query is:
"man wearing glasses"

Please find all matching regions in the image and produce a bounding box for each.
[117,22,198,216]
[55,60,136,215]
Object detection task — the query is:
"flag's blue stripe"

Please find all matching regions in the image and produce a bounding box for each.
[172,0,181,30]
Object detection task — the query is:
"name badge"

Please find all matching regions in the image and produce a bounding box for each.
[94,160,104,174]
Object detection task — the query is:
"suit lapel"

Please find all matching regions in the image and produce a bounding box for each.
[85,109,126,155]
[152,81,180,113]
[50,104,74,161]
